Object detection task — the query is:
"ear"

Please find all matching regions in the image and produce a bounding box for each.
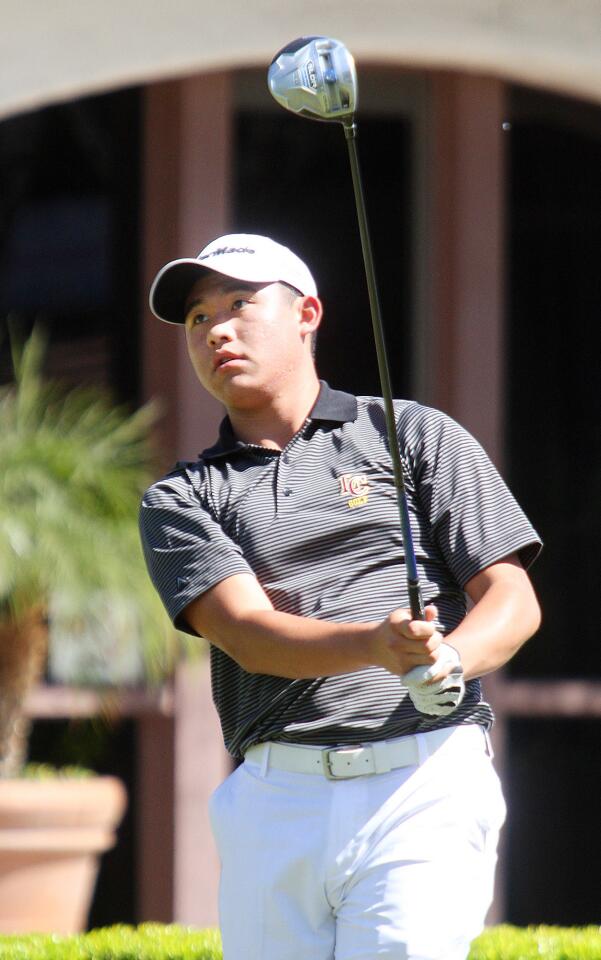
[297,295,323,340]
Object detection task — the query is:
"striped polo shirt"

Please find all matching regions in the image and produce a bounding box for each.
[140,381,541,759]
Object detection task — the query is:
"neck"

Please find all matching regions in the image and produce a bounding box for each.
[228,374,321,450]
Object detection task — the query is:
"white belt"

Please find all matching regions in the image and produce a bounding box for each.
[245,727,464,780]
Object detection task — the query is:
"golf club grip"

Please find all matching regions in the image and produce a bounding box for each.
[343,122,425,621]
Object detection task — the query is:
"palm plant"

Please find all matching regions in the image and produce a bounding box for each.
[0,327,180,777]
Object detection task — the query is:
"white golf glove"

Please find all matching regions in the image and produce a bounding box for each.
[402,643,465,716]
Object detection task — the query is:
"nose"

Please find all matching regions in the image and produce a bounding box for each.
[207,313,235,346]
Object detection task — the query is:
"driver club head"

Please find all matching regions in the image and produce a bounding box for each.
[268,36,357,124]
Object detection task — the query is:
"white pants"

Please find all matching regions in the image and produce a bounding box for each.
[209,725,506,960]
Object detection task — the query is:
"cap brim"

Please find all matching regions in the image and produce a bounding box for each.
[149,260,213,325]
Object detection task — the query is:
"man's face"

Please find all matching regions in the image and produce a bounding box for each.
[183,272,314,409]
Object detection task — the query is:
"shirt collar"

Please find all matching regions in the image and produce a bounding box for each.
[201,381,358,460]
[310,381,358,423]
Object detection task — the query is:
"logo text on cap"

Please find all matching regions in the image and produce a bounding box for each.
[200,247,255,260]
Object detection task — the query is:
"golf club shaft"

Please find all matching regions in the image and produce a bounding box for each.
[343,121,425,621]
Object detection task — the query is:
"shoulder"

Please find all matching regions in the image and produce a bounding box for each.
[354,395,467,448]
[355,394,451,425]
[141,458,210,508]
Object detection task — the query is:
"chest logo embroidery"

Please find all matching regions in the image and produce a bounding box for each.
[338,473,370,509]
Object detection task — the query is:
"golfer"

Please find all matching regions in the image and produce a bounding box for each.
[140,233,542,960]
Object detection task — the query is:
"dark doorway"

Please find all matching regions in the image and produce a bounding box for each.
[1,86,144,929]
[505,718,601,925]
[0,88,142,403]
[504,86,601,927]
[234,111,413,400]
[506,88,601,681]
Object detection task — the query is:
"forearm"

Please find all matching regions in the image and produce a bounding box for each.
[205,606,379,678]
[182,573,440,679]
[446,561,541,680]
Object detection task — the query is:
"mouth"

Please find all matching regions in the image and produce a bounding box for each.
[213,353,245,372]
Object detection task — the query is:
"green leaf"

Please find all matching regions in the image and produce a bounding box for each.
[0,325,186,681]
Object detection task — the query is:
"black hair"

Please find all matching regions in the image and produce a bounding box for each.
[277,283,318,358]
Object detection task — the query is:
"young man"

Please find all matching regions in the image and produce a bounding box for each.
[141,233,542,960]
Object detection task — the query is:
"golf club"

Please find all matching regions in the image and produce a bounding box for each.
[268,36,425,621]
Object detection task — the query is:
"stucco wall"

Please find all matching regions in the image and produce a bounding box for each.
[2,0,601,120]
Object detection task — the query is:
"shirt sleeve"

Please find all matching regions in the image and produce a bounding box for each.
[139,467,253,635]
[403,405,542,588]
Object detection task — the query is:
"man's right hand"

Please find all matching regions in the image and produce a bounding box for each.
[370,605,443,676]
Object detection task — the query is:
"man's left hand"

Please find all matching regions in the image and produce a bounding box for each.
[402,642,465,716]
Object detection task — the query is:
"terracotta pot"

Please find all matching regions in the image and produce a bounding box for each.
[0,776,127,933]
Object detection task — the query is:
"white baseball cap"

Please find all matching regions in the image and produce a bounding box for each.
[149,233,318,324]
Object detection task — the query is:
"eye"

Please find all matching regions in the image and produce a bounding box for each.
[187,311,209,327]
[232,298,251,310]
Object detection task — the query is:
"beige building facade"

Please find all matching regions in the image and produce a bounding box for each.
[3,1,601,122]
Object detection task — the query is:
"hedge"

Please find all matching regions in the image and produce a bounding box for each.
[470,925,601,959]
[0,924,599,959]
[0,926,220,960]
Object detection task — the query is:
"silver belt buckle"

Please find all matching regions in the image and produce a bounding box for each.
[322,745,370,780]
